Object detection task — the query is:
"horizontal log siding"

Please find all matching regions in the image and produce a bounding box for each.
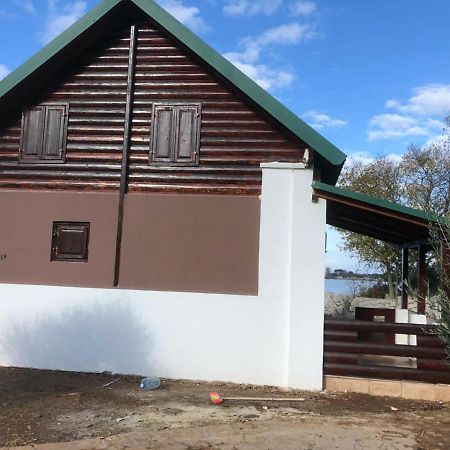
[0,20,307,194]
[0,25,131,191]
[324,320,450,384]
[129,23,306,195]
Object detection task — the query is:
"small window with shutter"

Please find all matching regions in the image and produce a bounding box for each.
[51,222,90,262]
[150,103,201,166]
[19,103,69,163]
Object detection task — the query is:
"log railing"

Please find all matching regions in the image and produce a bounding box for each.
[324,320,450,384]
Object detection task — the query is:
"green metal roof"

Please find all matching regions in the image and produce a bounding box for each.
[312,181,442,224]
[0,0,122,100]
[0,0,347,177]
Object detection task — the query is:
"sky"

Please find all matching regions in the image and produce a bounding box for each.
[1,0,449,272]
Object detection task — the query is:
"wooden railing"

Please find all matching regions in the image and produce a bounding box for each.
[324,320,450,384]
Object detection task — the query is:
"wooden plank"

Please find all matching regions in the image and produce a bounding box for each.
[324,352,358,365]
[324,330,357,342]
[150,104,175,163]
[324,340,446,360]
[324,319,450,383]
[324,363,450,384]
[324,320,435,335]
[19,106,45,160]
[417,358,450,372]
[417,335,446,348]
[113,24,137,288]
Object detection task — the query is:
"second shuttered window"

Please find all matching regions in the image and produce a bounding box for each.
[150,103,201,166]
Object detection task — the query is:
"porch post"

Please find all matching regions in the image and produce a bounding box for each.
[401,247,409,309]
[260,162,327,391]
[417,245,427,315]
[442,242,450,298]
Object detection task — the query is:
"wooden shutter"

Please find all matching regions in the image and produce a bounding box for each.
[174,105,200,165]
[150,105,175,163]
[42,105,68,161]
[51,222,90,262]
[150,103,201,166]
[19,106,45,161]
[19,103,68,163]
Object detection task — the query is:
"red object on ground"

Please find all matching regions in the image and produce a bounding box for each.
[210,392,223,404]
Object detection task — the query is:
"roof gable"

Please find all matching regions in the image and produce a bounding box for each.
[0,0,347,182]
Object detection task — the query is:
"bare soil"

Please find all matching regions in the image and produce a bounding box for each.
[1,367,450,449]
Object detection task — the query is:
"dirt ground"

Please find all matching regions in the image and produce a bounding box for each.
[1,368,450,449]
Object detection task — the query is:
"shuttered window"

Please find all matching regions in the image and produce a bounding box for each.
[150,104,201,166]
[51,222,90,262]
[19,104,69,163]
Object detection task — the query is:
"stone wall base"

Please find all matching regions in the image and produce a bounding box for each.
[324,375,450,402]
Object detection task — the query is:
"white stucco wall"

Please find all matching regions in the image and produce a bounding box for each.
[0,163,327,390]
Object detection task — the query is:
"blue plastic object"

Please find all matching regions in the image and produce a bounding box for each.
[140,376,161,391]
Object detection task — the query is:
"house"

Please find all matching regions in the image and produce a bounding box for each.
[0,0,446,391]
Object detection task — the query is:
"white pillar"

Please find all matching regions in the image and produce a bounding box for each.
[409,312,427,345]
[260,163,327,390]
[395,309,409,345]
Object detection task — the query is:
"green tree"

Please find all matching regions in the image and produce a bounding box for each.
[429,215,450,359]
[338,157,403,297]
[338,118,450,298]
[401,142,450,216]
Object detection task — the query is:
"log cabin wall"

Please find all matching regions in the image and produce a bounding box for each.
[127,22,307,195]
[0,22,133,190]
[0,12,308,293]
[0,18,307,194]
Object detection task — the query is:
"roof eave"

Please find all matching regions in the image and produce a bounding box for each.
[312,181,443,224]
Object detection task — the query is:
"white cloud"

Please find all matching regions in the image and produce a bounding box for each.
[290,1,316,17]
[346,151,375,165]
[0,64,10,81]
[302,110,347,130]
[346,151,404,166]
[386,84,450,116]
[223,0,283,17]
[40,1,87,45]
[224,22,318,90]
[369,84,450,141]
[424,134,449,149]
[230,61,294,90]
[368,109,445,141]
[385,153,404,164]
[368,114,431,141]
[223,0,317,18]
[255,21,317,46]
[158,0,210,32]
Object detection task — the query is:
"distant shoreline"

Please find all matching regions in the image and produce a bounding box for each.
[325,277,382,282]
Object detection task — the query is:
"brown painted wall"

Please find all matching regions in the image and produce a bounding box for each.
[119,194,260,295]
[0,191,260,294]
[0,190,119,288]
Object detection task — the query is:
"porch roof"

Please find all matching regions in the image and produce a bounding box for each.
[312,181,442,246]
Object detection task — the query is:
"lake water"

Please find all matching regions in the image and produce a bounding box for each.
[325,278,377,295]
